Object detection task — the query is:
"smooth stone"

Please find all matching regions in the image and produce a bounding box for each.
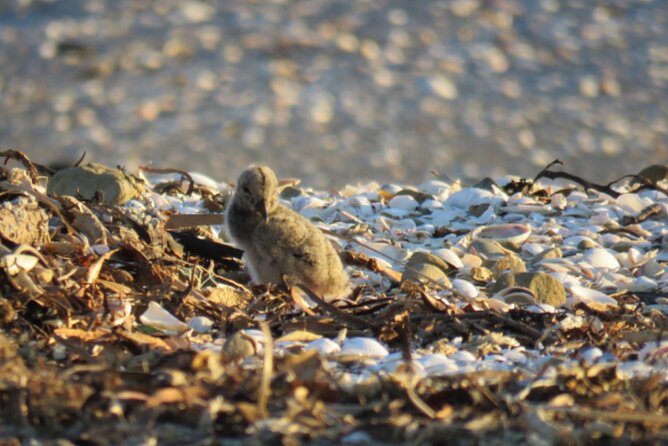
[280,186,303,199]
[578,239,598,250]
[637,164,668,183]
[406,251,452,272]
[401,263,451,287]
[388,194,419,210]
[47,163,143,205]
[493,272,566,307]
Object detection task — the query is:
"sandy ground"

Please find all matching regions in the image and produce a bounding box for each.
[0,0,666,187]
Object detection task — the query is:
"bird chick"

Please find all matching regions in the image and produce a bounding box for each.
[225,166,350,301]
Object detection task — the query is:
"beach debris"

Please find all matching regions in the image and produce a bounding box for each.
[1,154,667,444]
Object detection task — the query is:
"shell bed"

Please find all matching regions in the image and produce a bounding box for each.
[1,161,668,444]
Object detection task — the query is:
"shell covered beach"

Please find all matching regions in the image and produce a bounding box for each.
[1,152,668,444]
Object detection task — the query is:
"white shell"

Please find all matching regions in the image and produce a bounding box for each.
[471,223,531,247]
[580,347,603,364]
[551,193,567,210]
[339,337,389,358]
[388,194,419,211]
[417,354,458,376]
[418,179,451,197]
[1,253,39,275]
[616,193,650,214]
[445,187,506,209]
[569,285,619,310]
[450,350,477,363]
[452,278,479,299]
[582,248,620,270]
[305,338,341,355]
[432,248,464,269]
[139,301,189,332]
[188,316,214,333]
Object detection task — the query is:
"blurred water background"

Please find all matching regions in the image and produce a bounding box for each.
[0,0,666,188]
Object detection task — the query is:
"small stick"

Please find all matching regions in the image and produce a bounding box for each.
[297,284,372,331]
[258,321,273,418]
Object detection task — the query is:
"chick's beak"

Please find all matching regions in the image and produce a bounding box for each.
[256,199,267,221]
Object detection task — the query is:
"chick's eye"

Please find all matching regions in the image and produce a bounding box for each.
[242,186,252,194]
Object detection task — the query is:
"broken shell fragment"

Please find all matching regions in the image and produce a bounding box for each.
[139,301,189,333]
[569,285,619,311]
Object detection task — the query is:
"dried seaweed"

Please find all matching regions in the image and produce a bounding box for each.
[1,154,667,445]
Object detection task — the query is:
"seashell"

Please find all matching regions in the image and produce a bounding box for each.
[417,354,458,377]
[523,243,548,257]
[432,248,464,269]
[471,224,531,248]
[538,261,574,274]
[292,195,328,213]
[503,348,528,364]
[338,337,389,359]
[582,248,620,270]
[525,304,556,313]
[569,285,619,311]
[390,219,418,234]
[551,193,567,210]
[428,208,465,227]
[563,236,598,249]
[639,341,668,365]
[188,316,214,333]
[305,338,341,355]
[449,350,477,363]
[421,199,442,210]
[580,347,603,364]
[445,187,506,210]
[373,352,425,375]
[471,239,511,259]
[558,314,587,331]
[475,297,512,312]
[470,266,494,282]
[381,184,403,195]
[452,278,478,299]
[381,208,412,218]
[500,204,551,215]
[418,179,451,197]
[589,211,617,226]
[460,253,483,268]
[639,258,663,277]
[338,371,382,397]
[492,287,537,305]
[615,361,656,380]
[621,276,658,292]
[388,194,419,211]
[106,298,132,327]
[139,301,189,333]
[616,193,651,215]
[1,253,39,275]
